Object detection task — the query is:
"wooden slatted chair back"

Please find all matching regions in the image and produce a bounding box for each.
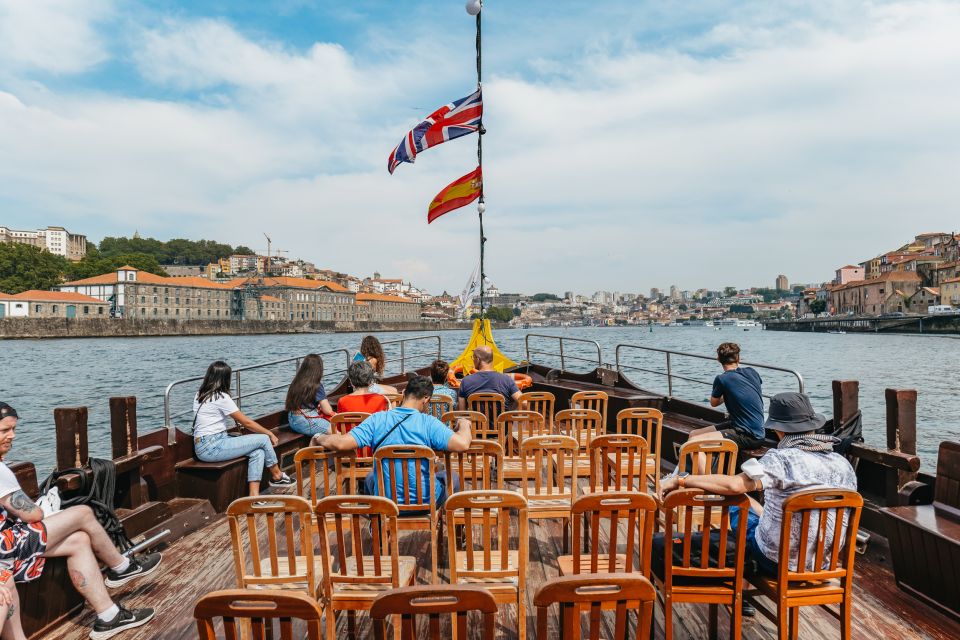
[570,390,608,428]
[555,409,604,450]
[444,440,504,493]
[330,412,373,459]
[467,392,506,430]
[441,410,495,440]
[445,490,528,588]
[373,445,438,517]
[534,574,656,640]
[497,410,548,459]
[616,408,663,492]
[384,393,404,407]
[427,395,455,419]
[521,435,579,505]
[294,447,357,506]
[569,492,657,576]
[588,434,648,492]
[226,496,318,595]
[661,489,749,586]
[194,589,324,640]
[778,489,863,582]
[371,585,498,640]
[519,391,555,427]
[315,495,402,592]
[677,438,738,477]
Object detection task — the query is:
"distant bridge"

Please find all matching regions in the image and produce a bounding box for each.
[763,314,960,335]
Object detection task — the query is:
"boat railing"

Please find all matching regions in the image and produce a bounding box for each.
[162,348,352,445]
[378,335,443,378]
[614,343,804,399]
[524,334,603,372]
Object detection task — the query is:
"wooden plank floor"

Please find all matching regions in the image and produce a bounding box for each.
[45,488,960,640]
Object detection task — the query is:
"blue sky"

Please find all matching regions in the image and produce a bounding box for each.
[2,1,959,294]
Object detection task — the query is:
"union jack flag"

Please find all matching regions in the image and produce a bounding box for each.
[388,89,482,174]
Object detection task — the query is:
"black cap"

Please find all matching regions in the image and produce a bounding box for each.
[763,392,825,434]
[0,403,17,420]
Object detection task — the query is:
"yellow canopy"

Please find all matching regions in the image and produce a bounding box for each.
[449,319,517,374]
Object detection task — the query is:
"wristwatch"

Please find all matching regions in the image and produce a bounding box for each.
[677,472,690,488]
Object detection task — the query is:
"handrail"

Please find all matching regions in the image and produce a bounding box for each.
[379,335,442,376]
[524,334,602,372]
[614,343,804,398]
[162,348,352,445]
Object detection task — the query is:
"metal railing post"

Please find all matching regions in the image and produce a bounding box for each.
[401,340,406,372]
[235,371,242,410]
[665,352,673,397]
[559,339,565,371]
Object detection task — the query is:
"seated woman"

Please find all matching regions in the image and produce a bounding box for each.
[353,335,398,395]
[285,354,335,437]
[430,360,458,403]
[192,361,295,497]
[334,361,391,416]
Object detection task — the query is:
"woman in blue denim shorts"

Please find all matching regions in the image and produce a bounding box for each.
[284,354,334,437]
[192,361,295,497]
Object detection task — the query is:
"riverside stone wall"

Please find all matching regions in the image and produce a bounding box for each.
[0,318,493,339]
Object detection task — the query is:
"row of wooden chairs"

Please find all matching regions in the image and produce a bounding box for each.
[196,575,656,640]
[226,485,863,640]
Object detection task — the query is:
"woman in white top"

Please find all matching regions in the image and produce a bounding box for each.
[192,361,294,497]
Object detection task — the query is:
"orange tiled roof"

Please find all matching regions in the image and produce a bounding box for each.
[63,269,169,286]
[260,295,283,303]
[230,276,349,292]
[356,293,417,304]
[12,290,106,303]
[942,276,960,284]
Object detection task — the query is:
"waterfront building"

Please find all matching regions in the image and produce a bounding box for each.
[228,276,356,322]
[0,290,108,318]
[776,274,789,291]
[907,288,941,314]
[0,225,87,261]
[835,264,865,285]
[830,270,922,316]
[355,293,420,323]
[941,277,960,307]
[229,254,259,274]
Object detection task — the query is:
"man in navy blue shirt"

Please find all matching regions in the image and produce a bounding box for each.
[708,342,765,450]
[457,346,522,410]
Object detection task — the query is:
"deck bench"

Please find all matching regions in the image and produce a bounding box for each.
[881,441,960,621]
[175,423,310,512]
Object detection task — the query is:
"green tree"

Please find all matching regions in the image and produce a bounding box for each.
[472,306,514,322]
[723,286,737,297]
[0,243,68,293]
[96,235,246,265]
[529,293,559,302]
[810,300,826,314]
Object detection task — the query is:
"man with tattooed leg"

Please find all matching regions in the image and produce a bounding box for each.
[0,402,161,639]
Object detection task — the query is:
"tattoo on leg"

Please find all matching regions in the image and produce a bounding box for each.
[5,603,14,620]
[69,569,88,589]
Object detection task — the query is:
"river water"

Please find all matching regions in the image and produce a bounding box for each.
[1,326,956,477]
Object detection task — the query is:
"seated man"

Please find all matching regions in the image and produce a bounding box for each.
[456,346,522,411]
[653,392,858,580]
[314,376,471,508]
[0,402,162,640]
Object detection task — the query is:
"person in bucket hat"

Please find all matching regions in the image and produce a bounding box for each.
[652,392,857,580]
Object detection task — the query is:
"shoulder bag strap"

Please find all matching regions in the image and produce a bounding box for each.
[373,412,413,452]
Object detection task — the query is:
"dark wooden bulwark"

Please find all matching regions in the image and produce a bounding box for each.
[883,441,960,621]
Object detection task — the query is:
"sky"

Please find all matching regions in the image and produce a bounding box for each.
[1,1,959,295]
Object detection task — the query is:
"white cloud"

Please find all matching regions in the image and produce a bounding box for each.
[0,0,112,74]
[2,1,960,294]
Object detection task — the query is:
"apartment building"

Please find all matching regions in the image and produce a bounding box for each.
[0,225,87,260]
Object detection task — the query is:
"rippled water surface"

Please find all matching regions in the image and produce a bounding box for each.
[1,326,956,476]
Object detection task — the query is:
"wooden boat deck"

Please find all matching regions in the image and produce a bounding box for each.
[44,488,960,640]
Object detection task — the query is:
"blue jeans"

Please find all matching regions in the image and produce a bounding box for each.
[729,506,779,576]
[194,432,278,483]
[363,470,460,512]
[287,411,331,437]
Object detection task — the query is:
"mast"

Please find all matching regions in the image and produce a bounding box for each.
[475,1,486,321]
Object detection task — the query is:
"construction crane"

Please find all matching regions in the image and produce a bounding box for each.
[263,233,272,274]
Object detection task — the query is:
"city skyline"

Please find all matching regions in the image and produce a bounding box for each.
[2,1,959,293]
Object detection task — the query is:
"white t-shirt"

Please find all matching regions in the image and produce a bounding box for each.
[0,462,21,501]
[192,393,240,438]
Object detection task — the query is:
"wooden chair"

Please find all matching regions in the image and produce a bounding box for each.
[554,409,604,477]
[616,408,664,493]
[384,393,404,407]
[583,434,648,495]
[746,489,863,640]
[316,495,417,640]
[518,391,555,429]
[677,438,738,477]
[330,412,373,489]
[657,489,750,640]
[497,410,548,481]
[467,392,506,431]
[441,410,496,441]
[370,584,498,640]
[558,492,656,579]
[374,444,443,584]
[446,490,529,640]
[294,447,358,506]
[428,395,455,419]
[534,574,656,640]
[226,496,321,599]
[194,589,324,640]
[569,390,608,431]
[444,440,504,494]
[521,435,579,552]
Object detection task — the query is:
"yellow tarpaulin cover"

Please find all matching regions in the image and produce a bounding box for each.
[449,319,518,374]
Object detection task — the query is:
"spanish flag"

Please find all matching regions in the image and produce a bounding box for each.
[427,166,482,224]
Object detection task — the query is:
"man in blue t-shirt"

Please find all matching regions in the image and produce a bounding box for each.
[314,376,472,506]
[457,346,522,410]
[708,342,765,450]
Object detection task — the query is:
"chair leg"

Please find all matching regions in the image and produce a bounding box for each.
[789,606,799,639]
[347,611,357,638]
[394,613,402,640]
[709,604,718,640]
[518,591,527,640]
[841,598,851,640]
[431,523,440,585]
[325,608,336,640]
[730,595,742,640]
[562,518,570,555]
[663,595,674,640]
[776,602,789,640]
